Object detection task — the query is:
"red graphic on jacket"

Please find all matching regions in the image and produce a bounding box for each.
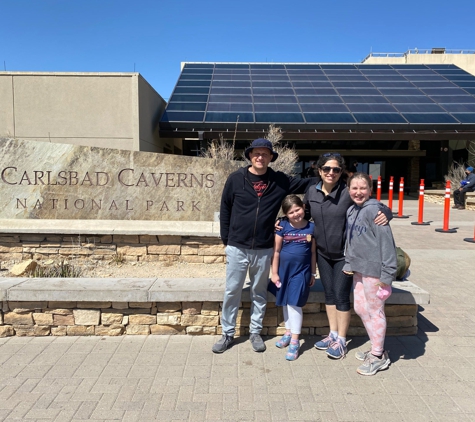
[252,181,268,197]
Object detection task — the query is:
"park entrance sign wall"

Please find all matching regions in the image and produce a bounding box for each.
[0,138,240,222]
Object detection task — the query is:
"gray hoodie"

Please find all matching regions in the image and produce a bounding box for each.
[342,198,397,285]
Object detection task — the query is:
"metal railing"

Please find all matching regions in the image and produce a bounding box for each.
[362,49,475,62]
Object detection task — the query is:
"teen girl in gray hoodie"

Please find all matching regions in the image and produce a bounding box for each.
[343,172,397,376]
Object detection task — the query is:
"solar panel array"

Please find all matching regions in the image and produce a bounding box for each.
[160,63,475,129]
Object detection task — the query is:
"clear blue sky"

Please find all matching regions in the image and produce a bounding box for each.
[2,0,474,100]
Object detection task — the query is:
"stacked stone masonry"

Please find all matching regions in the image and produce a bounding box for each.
[0,300,418,338]
[0,234,226,264]
[424,191,475,211]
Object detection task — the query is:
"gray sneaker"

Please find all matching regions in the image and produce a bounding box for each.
[249,333,266,352]
[212,335,234,353]
[356,351,390,376]
[355,350,370,361]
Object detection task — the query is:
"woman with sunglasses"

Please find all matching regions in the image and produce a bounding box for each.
[304,153,391,359]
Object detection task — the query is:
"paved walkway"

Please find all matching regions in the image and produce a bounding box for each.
[1,199,475,421]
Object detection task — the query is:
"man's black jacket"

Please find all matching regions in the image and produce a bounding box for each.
[220,166,316,249]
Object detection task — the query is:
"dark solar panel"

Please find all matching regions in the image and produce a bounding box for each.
[207,103,253,112]
[210,87,251,95]
[440,103,475,112]
[253,95,298,103]
[452,114,475,123]
[354,113,407,123]
[393,103,445,113]
[304,113,355,123]
[166,103,207,111]
[300,104,349,112]
[173,87,210,94]
[292,81,333,88]
[161,63,475,130]
[176,80,211,87]
[402,114,459,124]
[297,96,343,104]
[209,95,252,103]
[254,104,301,113]
[205,112,253,122]
[347,103,397,113]
[252,88,295,95]
[294,88,338,96]
[341,95,389,104]
[161,111,204,122]
[255,113,304,122]
[212,81,251,88]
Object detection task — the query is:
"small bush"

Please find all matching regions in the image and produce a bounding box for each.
[445,161,468,192]
[110,253,125,265]
[28,261,82,278]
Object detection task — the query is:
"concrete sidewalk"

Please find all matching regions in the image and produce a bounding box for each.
[1,200,475,421]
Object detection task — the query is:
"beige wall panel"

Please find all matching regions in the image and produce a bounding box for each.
[364,55,475,76]
[138,75,167,152]
[13,75,134,139]
[0,76,15,137]
[19,137,134,150]
[405,54,475,76]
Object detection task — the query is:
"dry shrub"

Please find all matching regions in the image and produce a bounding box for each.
[201,121,298,176]
[201,117,238,161]
[445,161,468,192]
[468,140,475,168]
[240,125,298,176]
[200,133,236,161]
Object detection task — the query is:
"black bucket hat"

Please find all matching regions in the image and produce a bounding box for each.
[244,138,279,162]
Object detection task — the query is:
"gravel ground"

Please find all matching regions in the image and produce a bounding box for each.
[0,259,227,279]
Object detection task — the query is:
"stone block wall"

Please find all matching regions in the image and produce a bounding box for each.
[0,300,419,338]
[424,192,475,211]
[0,234,225,265]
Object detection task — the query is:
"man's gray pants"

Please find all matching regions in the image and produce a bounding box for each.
[220,245,273,337]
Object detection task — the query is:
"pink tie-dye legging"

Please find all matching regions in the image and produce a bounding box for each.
[353,272,392,356]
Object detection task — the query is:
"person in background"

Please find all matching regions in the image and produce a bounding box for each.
[213,138,317,354]
[348,160,359,177]
[343,172,397,376]
[453,166,475,210]
[270,195,316,361]
[303,152,392,360]
[304,161,318,178]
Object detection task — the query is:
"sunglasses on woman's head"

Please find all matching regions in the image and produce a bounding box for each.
[322,152,341,157]
[321,166,342,174]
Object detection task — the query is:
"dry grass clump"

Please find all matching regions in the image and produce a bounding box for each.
[27,260,82,278]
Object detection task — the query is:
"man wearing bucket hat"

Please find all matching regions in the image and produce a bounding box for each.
[213,138,318,354]
[453,166,475,210]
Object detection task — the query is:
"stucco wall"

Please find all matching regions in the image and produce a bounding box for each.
[138,75,167,153]
[0,72,166,152]
[363,54,475,76]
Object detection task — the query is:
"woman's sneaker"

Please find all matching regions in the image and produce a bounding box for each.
[286,342,300,361]
[314,334,335,350]
[326,338,348,359]
[275,334,292,349]
[355,350,370,361]
[356,351,390,376]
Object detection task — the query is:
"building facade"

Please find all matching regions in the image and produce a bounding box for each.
[0,72,177,154]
